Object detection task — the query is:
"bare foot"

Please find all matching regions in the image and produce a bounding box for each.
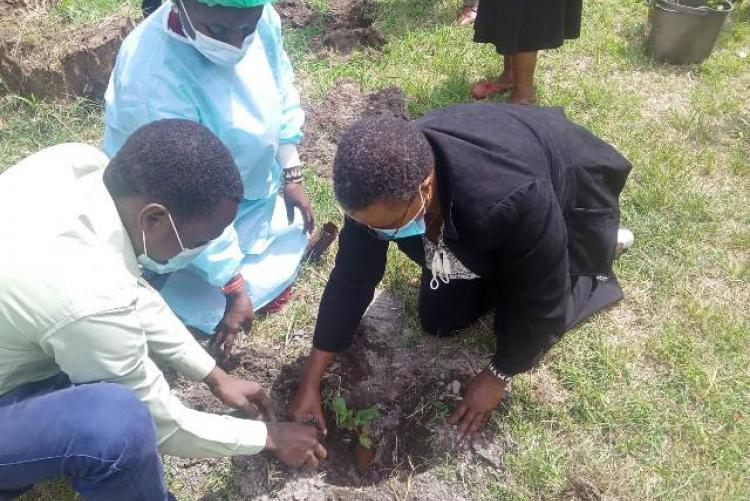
[454,5,477,26]
[507,92,537,105]
[471,77,513,100]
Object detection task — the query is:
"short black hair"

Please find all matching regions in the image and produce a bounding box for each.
[333,113,434,211]
[104,119,243,220]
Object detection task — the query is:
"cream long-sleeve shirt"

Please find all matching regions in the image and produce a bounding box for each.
[0,143,267,458]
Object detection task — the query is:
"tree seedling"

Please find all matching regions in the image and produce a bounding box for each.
[328,395,379,472]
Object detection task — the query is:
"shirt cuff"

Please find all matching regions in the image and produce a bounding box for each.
[236,419,268,455]
[178,341,217,381]
[276,144,301,170]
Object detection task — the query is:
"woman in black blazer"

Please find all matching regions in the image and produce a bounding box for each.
[290,103,632,438]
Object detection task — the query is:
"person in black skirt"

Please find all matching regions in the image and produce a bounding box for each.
[471,0,583,104]
[289,104,633,438]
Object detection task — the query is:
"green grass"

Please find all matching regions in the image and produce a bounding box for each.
[57,0,139,24]
[3,0,749,499]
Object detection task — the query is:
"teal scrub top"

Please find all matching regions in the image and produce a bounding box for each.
[103,3,305,287]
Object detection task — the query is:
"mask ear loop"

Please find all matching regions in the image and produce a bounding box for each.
[176,0,198,40]
[166,212,186,251]
[142,230,149,259]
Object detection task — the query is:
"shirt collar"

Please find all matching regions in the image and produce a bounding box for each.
[78,172,141,279]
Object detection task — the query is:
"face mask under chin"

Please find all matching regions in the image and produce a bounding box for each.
[369,191,428,241]
[137,211,209,274]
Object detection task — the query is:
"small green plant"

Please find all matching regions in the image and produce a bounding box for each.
[329,395,379,449]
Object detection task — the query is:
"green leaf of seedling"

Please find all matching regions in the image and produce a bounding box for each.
[332,395,356,430]
[353,405,379,428]
[359,433,373,449]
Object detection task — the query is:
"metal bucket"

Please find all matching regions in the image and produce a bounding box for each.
[647,0,733,64]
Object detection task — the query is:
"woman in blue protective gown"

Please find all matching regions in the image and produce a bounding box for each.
[104,0,313,359]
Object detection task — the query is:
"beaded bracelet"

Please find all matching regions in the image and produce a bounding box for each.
[283,166,303,185]
[222,275,245,295]
[487,362,513,384]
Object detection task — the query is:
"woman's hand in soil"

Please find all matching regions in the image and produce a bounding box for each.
[289,384,327,435]
[283,182,315,234]
[289,348,335,434]
[265,422,327,469]
[448,369,506,439]
[204,367,277,422]
[214,289,254,363]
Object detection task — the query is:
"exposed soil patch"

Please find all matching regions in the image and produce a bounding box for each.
[275,0,317,28]
[167,291,510,499]
[0,1,134,99]
[320,26,385,55]
[277,0,386,55]
[301,79,410,177]
[561,473,606,501]
[319,0,385,56]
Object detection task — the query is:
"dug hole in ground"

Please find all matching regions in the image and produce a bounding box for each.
[167,290,510,501]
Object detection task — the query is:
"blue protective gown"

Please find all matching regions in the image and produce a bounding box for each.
[103,3,307,333]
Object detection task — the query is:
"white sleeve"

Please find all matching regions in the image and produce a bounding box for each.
[41,305,267,458]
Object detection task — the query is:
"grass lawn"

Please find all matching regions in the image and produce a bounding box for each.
[1,0,748,499]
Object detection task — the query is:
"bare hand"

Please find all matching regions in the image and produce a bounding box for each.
[283,182,315,234]
[447,369,506,439]
[266,422,327,469]
[205,368,277,422]
[289,383,327,435]
[214,290,253,363]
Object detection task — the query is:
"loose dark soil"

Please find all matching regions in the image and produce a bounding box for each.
[300,79,410,177]
[279,0,386,56]
[275,0,317,28]
[167,291,510,500]
[0,2,134,99]
[317,0,386,57]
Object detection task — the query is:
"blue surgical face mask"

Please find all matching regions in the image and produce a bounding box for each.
[178,0,255,67]
[369,192,427,241]
[137,211,208,274]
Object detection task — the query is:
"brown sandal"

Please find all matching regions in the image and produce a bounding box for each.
[454,5,477,26]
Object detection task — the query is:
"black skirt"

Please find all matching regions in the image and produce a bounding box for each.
[473,0,583,55]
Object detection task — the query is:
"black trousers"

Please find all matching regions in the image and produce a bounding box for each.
[418,270,493,338]
[395,236,494,338]
[416,267,615,338]
[396,236,620,341]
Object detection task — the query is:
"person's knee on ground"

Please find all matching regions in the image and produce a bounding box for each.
[418,294,481,338]
[62,384,163,493]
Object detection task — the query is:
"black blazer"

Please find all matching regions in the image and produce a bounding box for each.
[313,104,632,374]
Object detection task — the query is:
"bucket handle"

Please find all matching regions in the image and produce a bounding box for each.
[646,0,717,16]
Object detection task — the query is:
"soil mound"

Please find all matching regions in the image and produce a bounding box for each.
[307,0,386,56]
[0,2,134,99]
[301,79,409,177]
[276,0,317,28]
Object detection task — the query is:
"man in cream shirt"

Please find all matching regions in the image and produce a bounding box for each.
[0,119,325,501]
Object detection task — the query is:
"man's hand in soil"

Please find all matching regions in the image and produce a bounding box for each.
[204,367,277,421]
[214,287,254,363]
[265,422,327,469]
[289,348,335,435]
[448,368,506,439]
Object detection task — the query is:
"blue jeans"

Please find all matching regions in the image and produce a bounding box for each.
[0,373,172,501]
